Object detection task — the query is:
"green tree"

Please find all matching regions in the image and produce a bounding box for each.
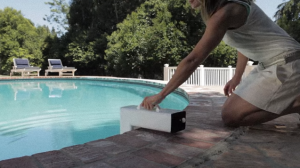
[0,7,50,74]
[275,0,300,42]
[39,27,60,70]
[204,41,237,67]
[43,0,237,77]
[62,0,146,75]
[105,0,192,79]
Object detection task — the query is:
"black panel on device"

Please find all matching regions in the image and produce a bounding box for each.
[171,111,186,133]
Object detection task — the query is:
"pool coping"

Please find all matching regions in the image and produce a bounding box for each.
[0,76,242,168]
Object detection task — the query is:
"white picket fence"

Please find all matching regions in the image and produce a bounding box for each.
[164,64,258,86]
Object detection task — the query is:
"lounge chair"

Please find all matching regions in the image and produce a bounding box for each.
[45,59,77,76]
[10,58,41,77]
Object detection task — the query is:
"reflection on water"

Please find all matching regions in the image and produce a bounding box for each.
[11,82,42,101]
[46,82,77,98]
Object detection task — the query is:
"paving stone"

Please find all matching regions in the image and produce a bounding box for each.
[212,105,223,113]
[196,100,213,106]
[86,140,132,155]
[176,128,228,143]
[123,128,174,142]
[186,122,229,131]
[168,136,214,149]
[259,144,300,168]
[238,129,300,168]
[132,148,186,167]
[239,129,286,143]
[0,156,38,168]
[62,144,106,163]
[33,150,80,168]
[186,120,230,131]
[250,124,300,134]
[148,141,204,159]
[187,106,212,112]
[186,112,210,119]
[204,143,273,168]
[104,153,168,168]
[186,110,209,117]
[197,92,222,98]
[106,134,150,148]
[210,97,227,103]
[79,161,115,168]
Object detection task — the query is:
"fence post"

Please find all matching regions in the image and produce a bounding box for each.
[200,65,205,86]
[228,66,233,80]
[163,64,169,81]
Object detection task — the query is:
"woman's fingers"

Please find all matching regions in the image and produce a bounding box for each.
[224,79,239,97]
[224,83,230,96]
[228,85,236,96]
[141,97,148,109]
[224,83,235,97]
[141,96,153,110]
[142,95,163,110]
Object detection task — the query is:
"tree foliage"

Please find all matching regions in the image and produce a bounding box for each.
[0,7,53,74]
[1,0,239,78]
[106,0,204,78]
[204,41,237,67]
[275,0,300,42]
[44,0,70,36]
[105,0,236,78]
[61,0,146,75]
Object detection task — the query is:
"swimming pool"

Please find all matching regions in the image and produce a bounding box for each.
[0,78,189,161]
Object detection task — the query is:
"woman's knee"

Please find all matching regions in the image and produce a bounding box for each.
[221,104,241,127]
[221,94,252,127]
[222,94,263,127]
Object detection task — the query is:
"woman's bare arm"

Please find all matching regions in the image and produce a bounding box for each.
[234,51,249,79]
[224,51,248,96]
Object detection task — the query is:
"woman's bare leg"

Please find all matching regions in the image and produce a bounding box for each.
[221,93,300,127]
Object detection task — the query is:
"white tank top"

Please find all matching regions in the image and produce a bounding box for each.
[222,1,300,63]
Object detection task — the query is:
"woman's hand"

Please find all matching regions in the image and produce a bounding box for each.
[223,52,248,97]
[141,94,165,110]
[224,77,241,97]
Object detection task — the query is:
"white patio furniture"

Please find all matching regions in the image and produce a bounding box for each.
[10,58,41,77]
[45,59,77,76]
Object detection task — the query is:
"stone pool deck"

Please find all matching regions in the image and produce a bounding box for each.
[0,77,300,168]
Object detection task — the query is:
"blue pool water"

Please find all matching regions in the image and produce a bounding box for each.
[0,79,189,161]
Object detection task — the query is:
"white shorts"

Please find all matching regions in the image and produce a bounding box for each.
[234,59,300,114]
